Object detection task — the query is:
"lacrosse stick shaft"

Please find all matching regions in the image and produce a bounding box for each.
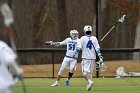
[21,80,27,93]
[96,15,126,75]
[99,15,126,43]
[99,21,119,43]
[7,25,27,93]
[7,26,17,52]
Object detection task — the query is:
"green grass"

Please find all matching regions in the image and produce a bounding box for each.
[13,78,140,93]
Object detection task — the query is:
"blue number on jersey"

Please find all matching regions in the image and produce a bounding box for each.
[86,40,93,50]
[68,44,75,51]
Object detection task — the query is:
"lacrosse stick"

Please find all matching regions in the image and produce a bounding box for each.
[99,63,108,71]
[99,15,126,43]
[96,59,108,72]
[96,15,126,73]
[0,3,27,93]
[0,3,15,50]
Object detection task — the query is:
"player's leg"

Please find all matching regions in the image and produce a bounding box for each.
[87,60,95,91]
[81,60,92,81]
[65,59,77,86]
[51,64,66,86]
[67,59,77,80]
[88,60,95,80]
[81,59,93,91]
[51,58,69,86]
[66,71,73,86]
[67,72,73,80]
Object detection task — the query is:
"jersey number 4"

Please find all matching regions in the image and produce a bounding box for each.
[86,40,93,50]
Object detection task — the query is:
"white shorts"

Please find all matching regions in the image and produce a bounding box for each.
[81,59,95,74]
[60,57,77,71]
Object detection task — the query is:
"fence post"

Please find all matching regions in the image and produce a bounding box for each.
[95,0,99,78]
[52,50,55,79]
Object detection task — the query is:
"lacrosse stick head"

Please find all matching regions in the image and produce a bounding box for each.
[0,3,14,27]
[100,63,108,71]
[118,15,126,23]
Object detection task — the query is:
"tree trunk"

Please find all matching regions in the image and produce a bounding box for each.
[133,1,140,60]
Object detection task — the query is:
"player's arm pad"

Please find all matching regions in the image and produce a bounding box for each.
[96,49,103,63]
[96,49,101,56]
[53,42,60,46]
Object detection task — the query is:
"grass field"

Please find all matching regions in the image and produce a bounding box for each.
[13,78,140,93]
[22,61,140,77]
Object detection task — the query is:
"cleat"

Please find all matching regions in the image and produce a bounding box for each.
[86,81,93,91]
[65,80,69,86]
[51,82,58,87]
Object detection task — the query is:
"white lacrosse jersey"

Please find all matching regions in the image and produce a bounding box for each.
[60,37,79,59]
[77,36,100,60]
[0,40,17,89]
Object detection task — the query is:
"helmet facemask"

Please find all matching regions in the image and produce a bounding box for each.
[84,25,92,35]
[70,30,79,39]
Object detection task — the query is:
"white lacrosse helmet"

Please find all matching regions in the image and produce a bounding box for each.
[70,30,78,39]
[84,25,92,34]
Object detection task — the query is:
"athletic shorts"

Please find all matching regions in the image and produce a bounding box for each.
[81,59,95,73]
[60,57,77,70]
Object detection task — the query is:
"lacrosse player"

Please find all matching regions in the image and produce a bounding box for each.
[72,25,104,91]
[45,30,79,86]
[0,40,23,93]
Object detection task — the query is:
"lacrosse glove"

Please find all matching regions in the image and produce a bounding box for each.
[45,41,53,46]
[17,74,23,80]
[96,56,107,71]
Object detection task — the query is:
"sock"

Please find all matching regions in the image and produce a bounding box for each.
[88,73,92,80]
[68,72,73,80]
[55,81,58,83]
[88,79,92,83]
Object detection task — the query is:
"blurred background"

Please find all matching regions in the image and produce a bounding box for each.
[0,0,139,77]
[0,0,139,48]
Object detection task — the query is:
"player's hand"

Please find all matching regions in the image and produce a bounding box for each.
[17,74,23,80]
[17,68,24,80]
[96,56,107,71]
